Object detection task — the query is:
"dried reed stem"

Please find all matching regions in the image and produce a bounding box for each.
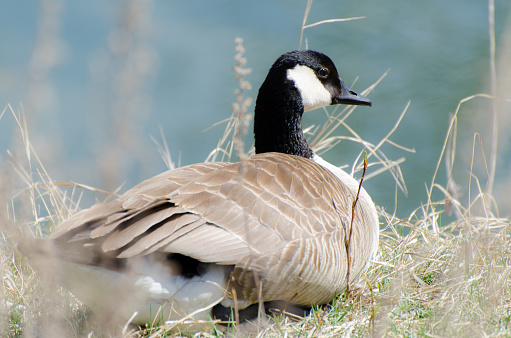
[345,152,368,296]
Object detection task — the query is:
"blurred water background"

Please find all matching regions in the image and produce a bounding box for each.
[1,0,510,219]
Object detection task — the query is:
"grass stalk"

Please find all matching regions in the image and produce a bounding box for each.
[487,0,497,196]
[345,152,368,297]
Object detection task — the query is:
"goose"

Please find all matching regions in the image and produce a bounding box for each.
[22,50,378,328]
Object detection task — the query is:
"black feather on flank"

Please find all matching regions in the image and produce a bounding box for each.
[167,253,206,278]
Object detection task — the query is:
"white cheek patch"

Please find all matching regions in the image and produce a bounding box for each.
[287,65,332,112]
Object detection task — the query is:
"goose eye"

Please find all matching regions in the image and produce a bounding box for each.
[318,68,329,78]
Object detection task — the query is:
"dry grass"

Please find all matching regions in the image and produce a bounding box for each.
[2,2,511,338]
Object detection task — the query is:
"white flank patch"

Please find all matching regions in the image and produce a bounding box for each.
[59,257,227,325]
[133,264,227,323]
[287,65,332,112]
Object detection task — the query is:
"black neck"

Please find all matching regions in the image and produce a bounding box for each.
[253,77,313,159]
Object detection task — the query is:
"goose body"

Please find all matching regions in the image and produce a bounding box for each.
[25,50,378,326]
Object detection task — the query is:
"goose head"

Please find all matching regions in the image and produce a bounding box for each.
[254,50,371,158]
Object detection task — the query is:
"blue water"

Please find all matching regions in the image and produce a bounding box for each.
[1,0,510,219]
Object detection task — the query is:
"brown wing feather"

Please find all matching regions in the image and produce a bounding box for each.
[50,152,377,306]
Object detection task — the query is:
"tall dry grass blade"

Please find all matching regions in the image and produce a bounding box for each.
[303,17,366,29]
[0,103,10,121]
[150,125,175,170]
[371,101,411,157]
[9,106,86,228]
[443,114,463,219]
[468,133,493,218]
[487,0,497,196]
[425,93,502,222]
[298,0,366,50]
[345,152,368,296]
[298,0,314,50]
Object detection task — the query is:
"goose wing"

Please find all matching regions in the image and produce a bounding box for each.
[51,152,374,304]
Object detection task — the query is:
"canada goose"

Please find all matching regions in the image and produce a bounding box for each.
[22,50,378,327]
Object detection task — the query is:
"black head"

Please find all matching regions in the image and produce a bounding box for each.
[254,50,371,157]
